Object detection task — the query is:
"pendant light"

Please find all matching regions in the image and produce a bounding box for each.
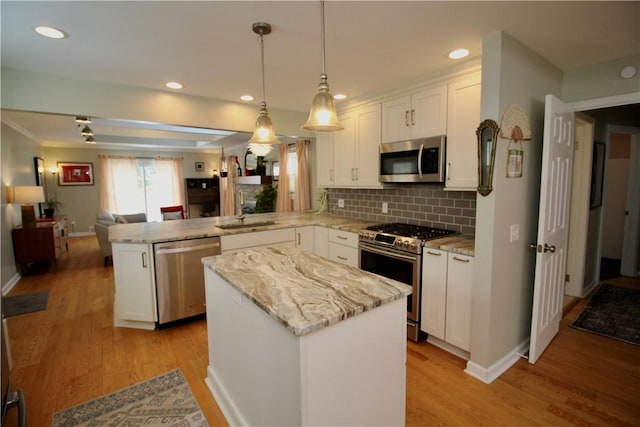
[302,0,343,132]
[248,22,280,154]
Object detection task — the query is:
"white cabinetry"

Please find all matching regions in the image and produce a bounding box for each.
[381,85,447,143]
[315,103,382,188]
[112,242,157,329]
[420,249,474,354]
[445,73,482,190]
[221,228,296,252]
[314,226,329,258]
[327,229,359,267]
[295,226,315,253]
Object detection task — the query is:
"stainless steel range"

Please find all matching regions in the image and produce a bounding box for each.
[358,223,456,341]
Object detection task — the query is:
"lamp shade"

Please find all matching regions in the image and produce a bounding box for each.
[302,74,343,131]
[12,186,45,204]
[248,143,274,157]
[248,103,281,145]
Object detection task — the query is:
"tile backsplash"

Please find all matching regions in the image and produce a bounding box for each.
[327,185,476,235]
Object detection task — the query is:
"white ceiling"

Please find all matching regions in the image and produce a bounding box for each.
[1,1,639,151]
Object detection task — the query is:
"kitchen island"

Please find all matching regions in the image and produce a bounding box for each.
[202,246,412,426]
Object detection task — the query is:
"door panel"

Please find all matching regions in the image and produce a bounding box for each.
[529,94,574,364]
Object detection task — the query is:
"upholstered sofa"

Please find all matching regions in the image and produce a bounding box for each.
[95,209,147,266]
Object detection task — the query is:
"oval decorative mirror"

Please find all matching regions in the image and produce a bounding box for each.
[476,119,500,196]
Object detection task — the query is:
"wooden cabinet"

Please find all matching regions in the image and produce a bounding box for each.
[381,85,447,143]
[327,229,359,267]
[315,103,383,188]
[420,248,474,353]
[112,242,157,329]
[12,216,68,271]
[445,73,482,190]
[185,178,220,218]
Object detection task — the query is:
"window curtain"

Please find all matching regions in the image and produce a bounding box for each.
[99,155,140,214]
[219,155,236,216]
[293,140,311,211]
[275,144,291,212]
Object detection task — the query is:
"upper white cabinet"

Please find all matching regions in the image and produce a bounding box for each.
[315,102,383,188]
[381,85,447,143]
[445,73,482,190]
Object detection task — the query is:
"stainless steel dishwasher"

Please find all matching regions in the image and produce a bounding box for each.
[154,237,221,325]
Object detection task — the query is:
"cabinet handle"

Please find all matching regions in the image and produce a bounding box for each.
[142,252,148,268]
[297,233,301,246]
[452,256,470,263]
[355,168,359,181]
[404,110,410,127]
[337,256,348,261]
[426,251,442,256]
[330,168,334,182]
[337,235,348,240]
[446,162,451,180]
[410,109,415,126]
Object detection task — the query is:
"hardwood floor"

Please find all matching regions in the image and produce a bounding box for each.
[3,236,639,426]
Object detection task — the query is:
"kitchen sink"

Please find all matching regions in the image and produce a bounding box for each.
[216,220,277,230]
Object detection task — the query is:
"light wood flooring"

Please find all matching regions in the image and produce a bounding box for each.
[3,236,639,426]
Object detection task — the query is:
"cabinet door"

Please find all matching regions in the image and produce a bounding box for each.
[354,103,382,187]
[420,248,447,339]
[328,242,358,267]
[295,226,315,253]
[446,74,481,190]
[314,226,329,258]
[381,95,411,143]
[411,85,448,138]
[445,253,474,351]
[112,243,156,322]
[333,112,356,186]
[315,132,335,186]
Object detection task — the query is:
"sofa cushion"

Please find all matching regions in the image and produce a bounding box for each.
[97,208,115,223]
[114,214,128,224]
[121,213,147,223]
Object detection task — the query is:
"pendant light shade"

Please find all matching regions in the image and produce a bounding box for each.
[302,1,343,132]
[248,22,280,147]
[248,141,274,157]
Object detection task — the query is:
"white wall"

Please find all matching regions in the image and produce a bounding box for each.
[562,54,640,102]
[470,31,563,372]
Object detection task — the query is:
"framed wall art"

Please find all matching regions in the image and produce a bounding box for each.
[58,162,94,186]
[195,162,205,172]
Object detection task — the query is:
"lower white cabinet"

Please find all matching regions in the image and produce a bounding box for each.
[221,228,296,252]
[420,249,473,352]
[314,226,329,258]
[112,242,157,329]
[295,226,315,253]
[328,229,359,267]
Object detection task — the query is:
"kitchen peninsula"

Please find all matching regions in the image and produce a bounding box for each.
[202,246,411,426]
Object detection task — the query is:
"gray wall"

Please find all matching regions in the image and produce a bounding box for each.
[562,54,640,102]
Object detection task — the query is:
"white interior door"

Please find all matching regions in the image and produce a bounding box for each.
[529,94,574,364]
[621,130,640,277]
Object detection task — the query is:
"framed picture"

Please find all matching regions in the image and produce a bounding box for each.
[589,142,605,209]
[58,162,94,186]
[195,162,205,172]
[34,157,47,217]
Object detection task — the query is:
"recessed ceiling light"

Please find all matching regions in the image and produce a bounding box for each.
[166,81,183,90]
[333,94,347,100]
[448,48,469,60]
[620,65,637,79]
[240,95,254,102]
[34,26,67,39]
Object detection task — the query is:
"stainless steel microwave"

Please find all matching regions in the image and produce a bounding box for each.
[379,136,446,183]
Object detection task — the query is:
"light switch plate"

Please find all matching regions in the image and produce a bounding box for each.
[338,199,345,208]
[382,202,388,213]
[510,224,519,242]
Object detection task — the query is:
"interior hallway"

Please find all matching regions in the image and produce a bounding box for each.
[3,236,639,426]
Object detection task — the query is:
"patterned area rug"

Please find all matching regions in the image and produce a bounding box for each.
[570,284,640,346]
[52,369,208,426]
[1,290,49,317]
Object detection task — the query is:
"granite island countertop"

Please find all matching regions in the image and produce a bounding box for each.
[202,246,412,336]
[108,211,375,244]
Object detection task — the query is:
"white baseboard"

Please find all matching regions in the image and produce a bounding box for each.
[426,335,470,360]
[464,338,529,384]
[205,365,247,427]
[70,231,95,237]
[2,273,22,296]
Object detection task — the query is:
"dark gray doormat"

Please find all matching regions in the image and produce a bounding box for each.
[2,290,49,318]
[570,284,640,346]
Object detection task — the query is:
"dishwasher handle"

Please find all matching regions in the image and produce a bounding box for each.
[155,242,221,255]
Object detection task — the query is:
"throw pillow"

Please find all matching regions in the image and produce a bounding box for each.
[97,208,114,223]
[114,215,128,224]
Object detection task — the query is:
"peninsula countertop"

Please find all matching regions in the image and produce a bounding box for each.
[108,211,374,244]
[202,246,413,336]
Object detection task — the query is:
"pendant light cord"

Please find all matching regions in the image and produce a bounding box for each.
[320,0,326,75]
[259,32,266,103]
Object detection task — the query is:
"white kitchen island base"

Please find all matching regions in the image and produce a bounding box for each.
[204,267,407,427]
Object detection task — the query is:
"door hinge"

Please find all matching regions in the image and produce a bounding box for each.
[565,274,570,282]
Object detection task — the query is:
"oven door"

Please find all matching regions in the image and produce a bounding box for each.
[358,241,421,324]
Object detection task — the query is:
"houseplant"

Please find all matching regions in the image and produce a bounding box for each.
[44,198,61,218]
[254,186,277,213]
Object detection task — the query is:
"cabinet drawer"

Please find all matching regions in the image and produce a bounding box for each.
[328,229,358,248]
[221,228,295,252]
[328,242,358,268]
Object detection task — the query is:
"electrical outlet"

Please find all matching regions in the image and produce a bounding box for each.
[89,225,95,233]
[338,199,345,208]
[382,202,388,213]
[510,224,519,242]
